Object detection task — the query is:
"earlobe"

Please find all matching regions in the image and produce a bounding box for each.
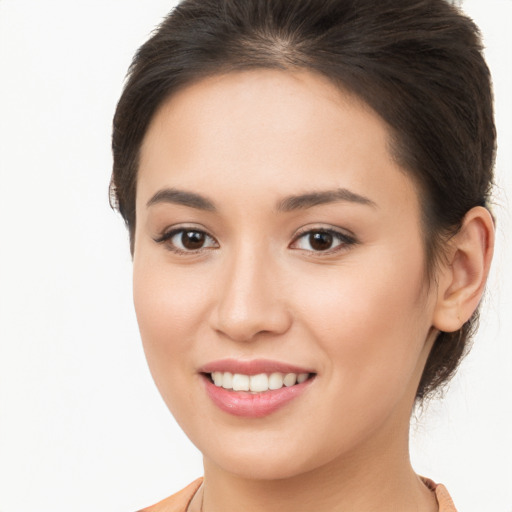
[432,206,495,333]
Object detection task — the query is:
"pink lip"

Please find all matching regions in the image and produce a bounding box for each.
[200,358,313,375]
[200,359,316,418]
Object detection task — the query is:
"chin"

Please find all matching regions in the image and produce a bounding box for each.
[207,448,319,481]
[196,426,337,482]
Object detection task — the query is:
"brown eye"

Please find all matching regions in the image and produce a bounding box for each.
[308,231,334,251]
[291,228,356,253]
[156,228,219,253]
[181,230,206,250]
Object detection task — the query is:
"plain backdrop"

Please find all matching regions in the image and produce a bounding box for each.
[0,1,511,511]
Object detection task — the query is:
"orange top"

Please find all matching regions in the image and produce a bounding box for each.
[138,477,457,512]
[137,479,202,512]
[421,477,458,512]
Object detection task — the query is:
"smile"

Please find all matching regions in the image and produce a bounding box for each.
[209,371,310,392]
[200,359,316,418]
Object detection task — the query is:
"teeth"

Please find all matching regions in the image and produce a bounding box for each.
[283,373,297,387]
[232,373,250,391]
[268,372,283,390]
[221,372,233,389]
[297,373,308,384]
[250,373,269,392]
[210,371,310,392]
[212,371,223,386]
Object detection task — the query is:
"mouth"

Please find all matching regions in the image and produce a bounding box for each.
[199,359,316,417]
[204,371,313,393]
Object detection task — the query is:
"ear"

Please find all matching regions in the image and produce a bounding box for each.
[433,206,495,333]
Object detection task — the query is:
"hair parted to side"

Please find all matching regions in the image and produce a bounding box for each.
[110,0,495,402]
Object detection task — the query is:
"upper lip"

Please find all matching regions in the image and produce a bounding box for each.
[199,358,315,376]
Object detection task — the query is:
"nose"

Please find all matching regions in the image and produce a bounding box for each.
[209,245,292,343]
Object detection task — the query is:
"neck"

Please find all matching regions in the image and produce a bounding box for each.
[197,412,437,512]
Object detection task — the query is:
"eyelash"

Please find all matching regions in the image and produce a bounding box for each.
[290,227,357,255]
[154,226,357,256]
[154,227,219,255]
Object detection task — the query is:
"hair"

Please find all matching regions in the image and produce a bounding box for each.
[110,0,495,402]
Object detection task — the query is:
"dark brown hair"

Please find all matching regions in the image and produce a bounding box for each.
[110,0,495,401]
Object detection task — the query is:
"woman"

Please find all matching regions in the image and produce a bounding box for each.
[110,0,495,510]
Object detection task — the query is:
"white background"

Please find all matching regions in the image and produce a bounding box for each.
[0,1,510,511]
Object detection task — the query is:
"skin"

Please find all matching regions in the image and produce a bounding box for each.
[133,69,493,511]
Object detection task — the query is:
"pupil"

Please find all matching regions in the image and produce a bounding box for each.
[310,231,333,251]
[182,231,205,250]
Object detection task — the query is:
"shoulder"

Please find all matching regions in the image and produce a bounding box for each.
[137,478,203,512]
[421,477,458,512]
[434,483,458,512]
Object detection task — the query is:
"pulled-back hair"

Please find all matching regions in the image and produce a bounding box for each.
[111,0,495,401]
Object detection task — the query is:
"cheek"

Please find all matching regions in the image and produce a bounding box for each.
[294,248,431,391]
[282,254,433,458]
[132,256,209,381]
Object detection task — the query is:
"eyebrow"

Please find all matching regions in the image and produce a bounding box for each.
[146,188,217,211]
[146,187,376,213]
[276,188,377,212]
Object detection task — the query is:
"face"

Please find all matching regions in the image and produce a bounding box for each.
[133,70,439,480]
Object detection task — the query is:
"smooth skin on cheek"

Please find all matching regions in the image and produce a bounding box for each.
[132,70,441,511]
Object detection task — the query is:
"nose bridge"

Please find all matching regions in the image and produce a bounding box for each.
[212,239,290,342]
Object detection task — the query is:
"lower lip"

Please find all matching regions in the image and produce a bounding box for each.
[203,375,313,418]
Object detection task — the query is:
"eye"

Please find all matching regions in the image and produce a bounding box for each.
[291,228,356,253]
[155,228,219,253]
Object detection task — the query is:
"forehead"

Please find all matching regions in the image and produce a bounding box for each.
[137,69,419,217]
